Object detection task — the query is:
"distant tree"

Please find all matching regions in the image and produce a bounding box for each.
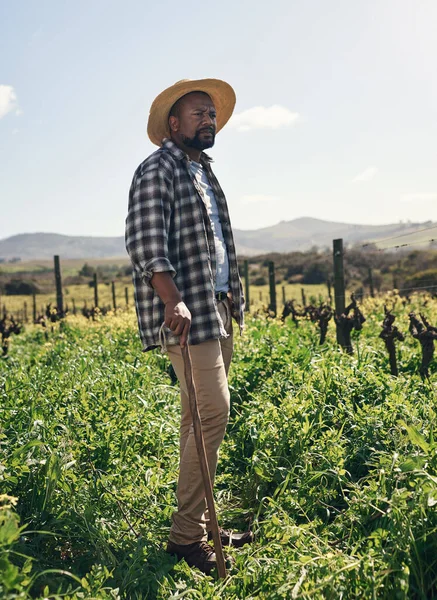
[120,265,133,276]
[5,279,40,295]
[79,263,95,277]
[303,261,330,284]
[403,269,437,292]
[285,264,303,278]
[253,276,267,286]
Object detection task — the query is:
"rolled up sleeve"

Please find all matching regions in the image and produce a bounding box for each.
[125,157,176,289]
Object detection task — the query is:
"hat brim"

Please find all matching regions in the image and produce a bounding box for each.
[147,78,236,147]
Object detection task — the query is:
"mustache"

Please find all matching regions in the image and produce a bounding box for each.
[198,126,215,134]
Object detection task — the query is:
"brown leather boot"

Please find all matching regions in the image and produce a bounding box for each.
[207,527,254,548]
[166,540,232,575]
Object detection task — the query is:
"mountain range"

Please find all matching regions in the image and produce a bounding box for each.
[1,218,436,260]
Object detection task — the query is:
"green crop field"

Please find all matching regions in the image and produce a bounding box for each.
[2,294,437,599]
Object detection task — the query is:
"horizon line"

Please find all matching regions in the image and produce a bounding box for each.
[1,217,433,242]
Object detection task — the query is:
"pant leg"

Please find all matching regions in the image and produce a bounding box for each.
[204,299,233,529]
[167,298,234,545]
[178,298,233,467]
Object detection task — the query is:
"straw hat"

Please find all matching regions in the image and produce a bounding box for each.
[147,78,236,146]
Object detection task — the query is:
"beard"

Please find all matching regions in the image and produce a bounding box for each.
[181,128,216,150]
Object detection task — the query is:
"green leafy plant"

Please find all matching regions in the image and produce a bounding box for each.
[1,293,437,598]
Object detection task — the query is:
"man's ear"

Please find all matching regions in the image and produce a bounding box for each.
[169,115,179,133]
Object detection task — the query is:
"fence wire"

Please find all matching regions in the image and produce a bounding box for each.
[362,224,437,248]
[376,238,437,251]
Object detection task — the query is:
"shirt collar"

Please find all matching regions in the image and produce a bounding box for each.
[161,137,214,164]
[161,138,187,161]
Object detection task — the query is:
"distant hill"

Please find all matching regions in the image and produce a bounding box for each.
[234,217,437,254]
[1,218,436,260]
[0,233,126,261]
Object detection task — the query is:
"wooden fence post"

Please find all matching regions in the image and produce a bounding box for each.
[53,255,64,315]
[368,267,375,298]
[112,281,117,310]
[333,238,346,345]
[2,304,6,318]
[268,261,276,316]
[72,298,76,315]
[244,260,250,312]
[259,291,262,302]
[301,288,306,307]
[125,287,129,306]
[32,294,37,322]
[93,273,99,307]
[282,285,286,306]
[23,302,28,323]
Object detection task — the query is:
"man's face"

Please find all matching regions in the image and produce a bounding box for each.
[169,92,217,150]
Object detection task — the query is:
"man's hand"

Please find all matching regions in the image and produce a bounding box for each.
[150,272,191,347]
[164,300,191,347]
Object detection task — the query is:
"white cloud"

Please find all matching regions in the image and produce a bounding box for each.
[401,193,437,203]
[229,105,300,132]
[352,167,378,182]
[0,85,18,119]
[240,194,280,205]
[352,166,378,182]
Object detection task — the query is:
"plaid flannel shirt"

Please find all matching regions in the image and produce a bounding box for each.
[125,138,245,352]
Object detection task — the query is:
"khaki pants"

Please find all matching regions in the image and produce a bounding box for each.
[166,297,233,545]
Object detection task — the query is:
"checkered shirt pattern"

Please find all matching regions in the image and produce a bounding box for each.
[125,138,245,352]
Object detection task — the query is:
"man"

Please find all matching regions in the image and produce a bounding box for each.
[125,79,253,575]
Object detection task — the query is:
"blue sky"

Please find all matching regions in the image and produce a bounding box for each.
[1,0,436,240]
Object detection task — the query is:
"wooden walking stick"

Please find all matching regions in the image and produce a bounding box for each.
[181,344,227,579]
